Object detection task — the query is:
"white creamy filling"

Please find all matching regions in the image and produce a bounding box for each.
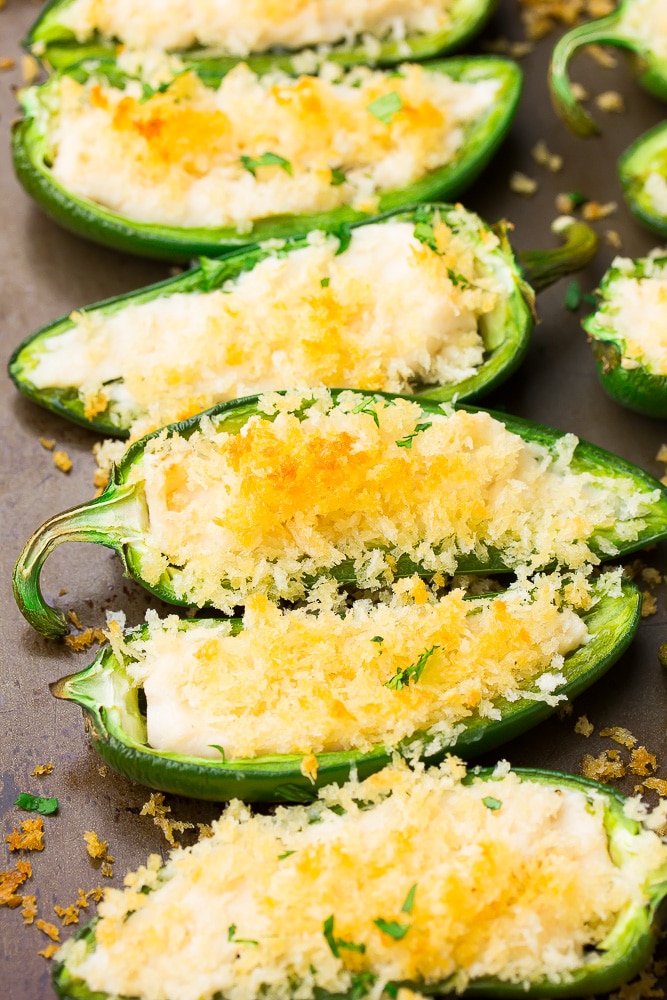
[596,255,667,374]
[47,63,500,228]
[57,761,667,1000]
[644,171,667,217]
[119,575,588,758]
[26,219,508,433]
[58,0,452,54]
[621,0,667,59]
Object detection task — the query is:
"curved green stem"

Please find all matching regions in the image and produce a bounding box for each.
[517,219,598,292]
[13,483,143,639]
[549,12,630,137]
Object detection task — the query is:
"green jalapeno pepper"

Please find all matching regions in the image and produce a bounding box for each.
[618,121,667,237]
[583,250,667,417]
[26,0,497,73]
[8,205,597,438]
[13,391,667,639]
[49,575,640,803]
[12,57,522,262]
[550,0,667,137]
[50,764,667,999]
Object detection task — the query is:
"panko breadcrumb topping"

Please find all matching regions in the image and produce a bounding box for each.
[6,817,45,852]
[574,715,594,737]
[140,792,195,847]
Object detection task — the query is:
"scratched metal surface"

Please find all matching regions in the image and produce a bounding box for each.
[2,1,667,996]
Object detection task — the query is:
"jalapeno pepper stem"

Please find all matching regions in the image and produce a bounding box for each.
[549,11,629,136]
[517,219,598,293]
[13,482,143,639]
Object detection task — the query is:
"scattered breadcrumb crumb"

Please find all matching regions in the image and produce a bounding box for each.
[53,450,72,473]
[36,919,60,942]
[65,627,106,652]
[518,0,614,41]
[140,792,194,847]
[6,817,45,852]
[21,895,38,925]
[482,37,533,58]
[0,56,14,70]
[54,904,79,925]
[38,944,59,961]
[68,610,84,631]
[600,726,636,749]
[581,750,626,782]
[596,90,624,113]
[644,777,667,796]
[641,592,658,618]
[574,715,594,737]
[582,200,617,221]
[31,762,54,777]
[605,230,622,250]
[93,468,110,492]
[39,438,55,451]
[571,81,589,101]
[76,889,89,909]
[657,444,667,464]
[97,765,108,778]
[21,53,40,84]
[629,747,658,778]
[557,700,573,720]
[87,886,104,903]
[300,754,319,784]
[642,567,663,586]
[101,862,114,878]
[531,140,563,172]
[0,865,30,908]
[83,831,109,861]
[197,824,214,839]
[585,43,617,68]
[509,172,538,196]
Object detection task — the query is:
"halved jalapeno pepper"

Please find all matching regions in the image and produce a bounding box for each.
[618,122,667,237]
[12,57,522,261]
[26,0,497,72]
[50,574,640,803]
[583,249,667,417]
[550,0,667,137]
[13,391,667,638]
[51,762,667,1000]
[8,206,597,439]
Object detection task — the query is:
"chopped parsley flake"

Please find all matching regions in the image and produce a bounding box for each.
[482,796,502,811]
[351,972,378,1000]
[323,915,366,957]
[366,91,403,125]
[413,214,439,254]
[374,918,410,940]
[278,850,296,860]
[330,168,347,187]
[352,398,380,427]
[320,277,330,288]
[396,422,432,449]
[401,883,417,914]
[227,924,258,945]
[209,744,226,760]
[14,794,58,816]
[240,152,293,178]
[385,645,439,691]
[371,636,384,644]
[447,269,472,289]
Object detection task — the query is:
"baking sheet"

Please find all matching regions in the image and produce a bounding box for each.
[2,1,667,996]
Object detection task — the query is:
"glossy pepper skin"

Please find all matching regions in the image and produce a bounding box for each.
[583,253,667,418]
[618,122,667,238]
[550,0,667,137]
[8,205,598,438]
[50,766,667,999]
[11,57,522,262]
[50,578,640,803]
[12,391,667,639]
[26,0,497,72]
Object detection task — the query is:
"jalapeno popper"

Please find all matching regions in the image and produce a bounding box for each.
[583,249,667,417]
[12,56,522,260]
[51,571,640,802]
[13,391,667,637]
[619,122,667,238]
[52,760,667,1000]
[550,0,667,137]
[27,0,496,72]
[9,206,597,440]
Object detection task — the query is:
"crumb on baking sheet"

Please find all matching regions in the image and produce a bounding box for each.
[31,762,54,777]
[0,56,15,70]
[65,627,107,652]
[39,438,55,451]
[53,449,72,473]
[581,750,626,782]
[518,0,615,41]
[629,747,658,778]
[600,726,636,749]
[574,715,594,737]
[54,904,79,925]
[595,90,624,113]
[84,831,110,861]
[38,944,59,961]
[584,43,617,68]
[531,140,563,172]
[482,37,533,58]
[37,919,60,942]
[641,592,658,618]
[582,200,617,221]
[6,817,45,852]
[21,53,40,84]
[140,792,195,847]
[22,895,38,925]
[510,172,538,196]
[0,865,30,909]
[605,230,622,249]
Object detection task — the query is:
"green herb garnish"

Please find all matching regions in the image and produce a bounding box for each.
[323,915,366,957]
[413,207,439,253]
[374,918,410,940]
[371,636,384,644]
[366,91,402,124]
[385,645,439,690]
[228,924,259,945]
[14,793,58,816]
[352,398,380,427]
[330,168,347,187]
[401,883,417,914]
[240,152,293,177]
[351,972,378,1000]
[278,850,296,860]
[320,277,330,287]
[209,744,226,760]
[447,269,472,289]
[396,422,432,449]
[482,796,502,811]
